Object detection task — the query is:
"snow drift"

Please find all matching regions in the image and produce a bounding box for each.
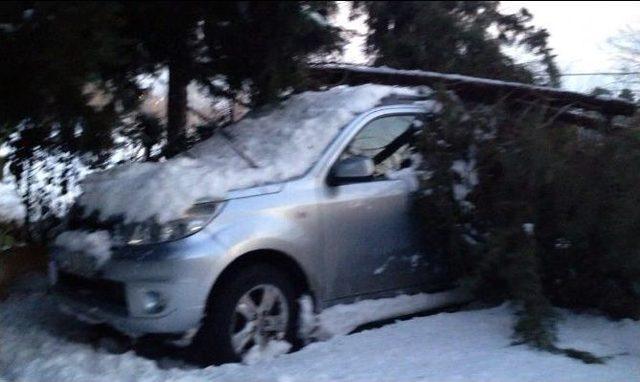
[1,281,638,382]
[78,84,420,223]
[302,289,471,340]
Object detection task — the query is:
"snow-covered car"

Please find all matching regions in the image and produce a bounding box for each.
[50,84,462,364]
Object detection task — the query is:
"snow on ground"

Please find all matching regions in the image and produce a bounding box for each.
[301,288,471,340]
[1,283,639,382]
[78,84,423,224]
[243,341,292,366]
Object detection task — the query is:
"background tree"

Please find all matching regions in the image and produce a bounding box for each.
[354,1,560,86]
[0,2,140,159]
[120,1,342,153]
[0,2,140,236]
[619,88,636,102]
[590,86,613,97]
[0,1,343,236]
[611,26,640,90]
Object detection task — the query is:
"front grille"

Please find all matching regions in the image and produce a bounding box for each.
[56,271,127,315]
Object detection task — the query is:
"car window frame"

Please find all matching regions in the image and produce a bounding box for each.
[326,111,425,185]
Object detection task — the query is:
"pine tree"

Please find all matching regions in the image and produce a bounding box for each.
[0,2,343,233]
[590,87,613,97]
[119,1,342,153]
[0,2,140,236]
[0,2,139,156]
[415,91,638,363]
[619,88,635,102]
[354,1,560,86]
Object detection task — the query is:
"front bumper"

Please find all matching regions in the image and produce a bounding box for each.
[50,233,226,337]
[54,291,204,336]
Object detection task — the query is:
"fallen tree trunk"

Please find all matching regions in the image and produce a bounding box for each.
[308,64,636,118]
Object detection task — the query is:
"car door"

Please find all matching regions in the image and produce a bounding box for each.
[320,112,433,299]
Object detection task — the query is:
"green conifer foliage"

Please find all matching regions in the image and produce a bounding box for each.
[416,92,639,362]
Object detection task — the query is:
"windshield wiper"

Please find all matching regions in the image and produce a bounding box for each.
[219,130,260,169]
[188,105,259,169]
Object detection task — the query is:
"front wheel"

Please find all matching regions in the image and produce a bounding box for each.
[191,263,300,365]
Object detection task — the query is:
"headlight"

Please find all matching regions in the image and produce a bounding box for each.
[113,202,221,246]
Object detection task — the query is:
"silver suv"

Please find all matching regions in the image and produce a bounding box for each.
[51,91,456,364]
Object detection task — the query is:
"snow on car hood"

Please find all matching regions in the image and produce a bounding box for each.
[78,84,420,223]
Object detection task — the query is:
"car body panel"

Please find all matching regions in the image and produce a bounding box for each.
[51,104,456,337]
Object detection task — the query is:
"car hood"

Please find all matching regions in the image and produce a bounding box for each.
[212,182,285,201]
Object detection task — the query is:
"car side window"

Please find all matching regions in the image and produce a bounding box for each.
[341,114,421,177]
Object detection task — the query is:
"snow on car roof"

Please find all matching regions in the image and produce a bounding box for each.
[78,84,429,224]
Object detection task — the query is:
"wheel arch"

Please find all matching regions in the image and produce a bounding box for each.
[207,249,315,304]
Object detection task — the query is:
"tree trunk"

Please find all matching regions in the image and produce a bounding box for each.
[166,33,190,155]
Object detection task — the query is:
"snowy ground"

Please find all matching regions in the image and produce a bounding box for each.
[1,280,639,382]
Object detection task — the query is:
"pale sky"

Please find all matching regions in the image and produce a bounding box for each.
[501,1,640,92]
[338,1,640,93]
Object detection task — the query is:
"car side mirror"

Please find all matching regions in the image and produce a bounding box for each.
[328,156,375,186]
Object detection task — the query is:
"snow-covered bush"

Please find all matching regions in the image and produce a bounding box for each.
[0,182,26,250]
[415,92,640,362]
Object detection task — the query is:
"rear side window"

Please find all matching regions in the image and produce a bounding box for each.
[341,114,422,176]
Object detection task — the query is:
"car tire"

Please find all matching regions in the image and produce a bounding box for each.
[190,263,301,365]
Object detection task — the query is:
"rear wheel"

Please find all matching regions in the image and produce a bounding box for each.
[191,263,300,365]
